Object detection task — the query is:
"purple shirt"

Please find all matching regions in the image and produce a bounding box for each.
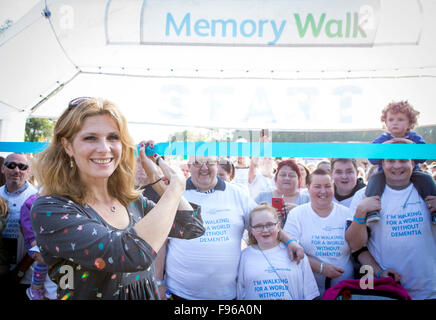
[20,193,38,246]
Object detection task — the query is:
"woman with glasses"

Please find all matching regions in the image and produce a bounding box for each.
[255,159,310,226]
[30,97,205,300]
[283,169,354,297]
[237,203,319,300]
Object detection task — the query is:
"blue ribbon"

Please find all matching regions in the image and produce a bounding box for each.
[1,141,435,159]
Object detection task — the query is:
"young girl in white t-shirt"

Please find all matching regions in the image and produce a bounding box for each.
[236,203,319,300]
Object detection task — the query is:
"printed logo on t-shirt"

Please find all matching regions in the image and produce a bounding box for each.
[311,233,345,258]
[386,211,424,238]
[265,266,291,274]
[322,226,345,232]
[252,277,289,300]
[200,217,231,243]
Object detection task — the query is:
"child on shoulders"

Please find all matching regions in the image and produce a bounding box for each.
[365,101,436,224]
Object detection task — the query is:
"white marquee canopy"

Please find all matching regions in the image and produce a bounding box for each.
[1,0,435,143]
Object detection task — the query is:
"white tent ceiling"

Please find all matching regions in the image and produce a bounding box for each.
[0,0,435,142]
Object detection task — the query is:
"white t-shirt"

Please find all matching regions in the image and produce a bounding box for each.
[248,169,275,200]
[283,202,354,295]
[350,184,436,300]
[165,181,257,300]
[233,167,249,186]
[333,196,354,208]
[237,244,319,300]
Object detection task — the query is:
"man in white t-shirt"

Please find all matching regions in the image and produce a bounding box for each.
[155,156,305,300]
[346,158,436,300]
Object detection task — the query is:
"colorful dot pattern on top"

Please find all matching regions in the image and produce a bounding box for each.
[30,194,204,300]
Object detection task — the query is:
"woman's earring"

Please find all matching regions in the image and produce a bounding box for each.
[70,157,75,168]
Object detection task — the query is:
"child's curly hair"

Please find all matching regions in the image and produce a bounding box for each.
[381,101,420,130]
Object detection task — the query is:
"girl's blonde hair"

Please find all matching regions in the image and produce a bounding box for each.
[248,202,281,246]
[0,196,8,219]
[33,98,141,206]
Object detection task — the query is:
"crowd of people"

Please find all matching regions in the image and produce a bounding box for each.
[0,99,435,300]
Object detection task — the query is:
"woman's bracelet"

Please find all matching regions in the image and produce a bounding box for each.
[376,269,384,278]
[147,177,162,187]
[155,155,162,166]
[353,215,367,224]
[285,238,297,247]
[319,263,324,274]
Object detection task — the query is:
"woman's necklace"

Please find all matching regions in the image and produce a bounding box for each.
[110,204,116,213]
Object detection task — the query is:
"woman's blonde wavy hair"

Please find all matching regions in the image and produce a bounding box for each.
[33,98,141,206]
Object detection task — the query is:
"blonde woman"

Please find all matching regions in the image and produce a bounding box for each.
[237,203,319,300]
[30,97,204,300]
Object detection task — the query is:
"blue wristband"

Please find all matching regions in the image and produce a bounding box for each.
[376,270,384,278]
[353,216,367,224]
[285,238,297,247]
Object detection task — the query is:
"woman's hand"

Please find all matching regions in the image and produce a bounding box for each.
[32,252,45,265]
[380,268,402,282]
[287,241,305,265]
[157,156,186,196]
[138,140,160,177]
[322,263,344,279]
[158,284,169,300]
[139,140,185,194]
[425,195,436,213]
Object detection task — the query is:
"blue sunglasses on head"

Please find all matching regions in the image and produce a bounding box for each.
[68,97,92,109]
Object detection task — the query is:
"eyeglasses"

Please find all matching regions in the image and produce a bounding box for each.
[277,173,298,179]
[251,222,278,232]
[4,162,29,171]
[191,160,217,168]
[68,97,92,108]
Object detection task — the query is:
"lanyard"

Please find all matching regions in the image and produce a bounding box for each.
[258,246,295,300]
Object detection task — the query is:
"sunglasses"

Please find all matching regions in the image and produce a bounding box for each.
[4,161,29,171]
[68,97,92,109]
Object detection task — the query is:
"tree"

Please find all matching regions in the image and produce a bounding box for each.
[25,118,56,142]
